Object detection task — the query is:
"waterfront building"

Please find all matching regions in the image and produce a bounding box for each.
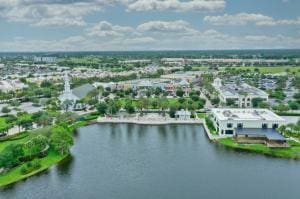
[211,108,287,146]
[212,78,268,108]
[175,109,191,120]
[211,108,285,135]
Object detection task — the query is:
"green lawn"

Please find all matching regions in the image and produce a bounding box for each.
[219,66,300,74]
[0,133,30,152]
[192,66,210,71]
[0,150,66,187]
[197,112,206,119]
[218,138,300,159]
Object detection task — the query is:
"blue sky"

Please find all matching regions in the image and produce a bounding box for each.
[0,0,299,51]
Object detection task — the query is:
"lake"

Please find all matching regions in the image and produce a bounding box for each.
[1,124,300,199]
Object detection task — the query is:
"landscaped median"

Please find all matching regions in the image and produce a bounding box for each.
[218,138,300,159]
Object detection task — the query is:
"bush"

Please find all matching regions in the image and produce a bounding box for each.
[20,159,42,175]
[1,106,11,113]
[205,116,216,133]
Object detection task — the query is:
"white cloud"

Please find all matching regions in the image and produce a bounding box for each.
[127,0,225,12]
[2,29,300,51]
[204,13,300,26]
[0,1,104,26]
[0,0,225,26]
[137,20,197,34]
[122,37,157,45]
[87,21,134,37]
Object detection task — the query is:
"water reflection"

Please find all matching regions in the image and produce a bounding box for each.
[1,124,300,199]
[56,154,75,176]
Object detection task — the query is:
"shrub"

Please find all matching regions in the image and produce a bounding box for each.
[205,116,216,133]
[20,159,42,175]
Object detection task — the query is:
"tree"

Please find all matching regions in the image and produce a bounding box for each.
[0,143,24,169]
[62,99,74,112]
[137,97,149,116]
[176,89,184,97]
[252,98,264,108]
[288,101,300,110]
[97,102,108,115]
[226,99,236,107]
[211,97,220,105]
[56,112,79,124]
[124,102,135,114]
[50,125,73,155]
[32,111,53,127]
[1,106,11,114]
[154,87,162,96]
[159,97,169,116]
[273,103,290,113]
[0,118,9,135]
[169,105,177,118]
[106,100,121,115]
[17,113,33,131]
[151,99,158,109]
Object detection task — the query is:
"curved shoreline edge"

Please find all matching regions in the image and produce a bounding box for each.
[0,153,68,187]
[1,118,299,187]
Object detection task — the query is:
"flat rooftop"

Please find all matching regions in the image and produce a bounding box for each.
[236,128,286,141]
[212,108,285,122]
[218,83,268,98]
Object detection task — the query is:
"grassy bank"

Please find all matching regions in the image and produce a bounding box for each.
[0,114,97,187]
[218,138,300,159]
[0,150,67,187]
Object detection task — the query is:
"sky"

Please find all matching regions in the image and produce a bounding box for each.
[0,0,299,51]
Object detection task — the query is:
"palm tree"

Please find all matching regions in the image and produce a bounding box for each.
[62,99,74,112]
[159,97,169,117]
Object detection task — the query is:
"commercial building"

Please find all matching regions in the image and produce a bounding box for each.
[34,56,57,63]
[212,78,268,108]
[118,59,151,64]
[211,108,287,147]
[211,108,285,135]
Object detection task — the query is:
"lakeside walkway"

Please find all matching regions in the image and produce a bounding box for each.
[97,114,203,125]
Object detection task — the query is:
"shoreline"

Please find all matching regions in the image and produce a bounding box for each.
[0,152,68,187]
[97,117,203,125]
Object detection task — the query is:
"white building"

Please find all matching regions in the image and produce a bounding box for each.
[161,58,186,66]
[59,72,94,111]
[212,78,268,108]
[34,56,57,63]
[118,59,151,64]
[0,79,28,92]
[175,109,191,120]
[211,108,285,137]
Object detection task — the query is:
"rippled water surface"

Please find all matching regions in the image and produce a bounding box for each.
[1,124,300,199]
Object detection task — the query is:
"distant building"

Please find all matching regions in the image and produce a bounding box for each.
[118,59,151,64]
[34,56,57,63]
[0,79,28,92]
[161,58,186,66]
[187,58,290,66]
[212,78,268,108]
[59,72,94,111]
